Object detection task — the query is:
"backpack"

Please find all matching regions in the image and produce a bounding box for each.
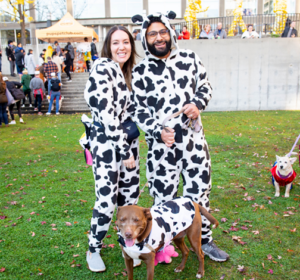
[50,78,61,91]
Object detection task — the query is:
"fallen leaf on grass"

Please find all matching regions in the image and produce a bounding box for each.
[252,230,259,235]
[31,232,35,237]
[290,228,296,232]
[278,256,282,259]
[237,265,245,272]
[52,228,57,231]
[241,226,248,230]
[287,249,294,252]
[221,218,228,223]
[41,221,46,225]
[262,263,265,269]
[267,254,273,260]
[0,267,5,272]
[65,222,72,226]
[268,269,273,274]
[108,244,115,248]
[220,274,225,280]
[50,224,56,227]
[73,254,79,257]
[114,273,120,276]
[79,199,87,203]
[0,216,7,220]
[30,212,35,215]
[121,272,127,276]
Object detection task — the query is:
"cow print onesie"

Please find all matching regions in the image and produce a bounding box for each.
[131,12,213,245]
[82,58,140,253]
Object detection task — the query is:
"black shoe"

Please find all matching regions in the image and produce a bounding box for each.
[201,241,229,262]
[11,74,16,77]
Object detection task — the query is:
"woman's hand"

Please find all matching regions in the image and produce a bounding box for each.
[123,156,135,169]
[161,128,175,147]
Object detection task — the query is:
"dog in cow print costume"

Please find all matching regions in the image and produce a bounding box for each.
[130,11,229,261]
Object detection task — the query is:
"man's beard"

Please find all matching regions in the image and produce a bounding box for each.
[147,38,171,57]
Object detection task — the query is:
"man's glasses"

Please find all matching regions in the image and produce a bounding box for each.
[147,29,170,39]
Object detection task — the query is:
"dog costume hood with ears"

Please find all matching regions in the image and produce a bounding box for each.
[131,11,179,59]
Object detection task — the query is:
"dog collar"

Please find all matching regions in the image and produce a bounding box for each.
[276,170,293,179]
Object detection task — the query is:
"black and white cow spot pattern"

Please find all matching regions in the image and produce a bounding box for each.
[83,58,140,253]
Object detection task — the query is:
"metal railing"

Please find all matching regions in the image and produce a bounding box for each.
[173,13,300,39]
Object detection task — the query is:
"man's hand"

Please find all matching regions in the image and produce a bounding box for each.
[9,57,11,61]
[161,127,175,147]
[183,104,200,119]
[123,156,136,169]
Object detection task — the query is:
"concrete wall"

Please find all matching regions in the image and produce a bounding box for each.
[2,38,300,111]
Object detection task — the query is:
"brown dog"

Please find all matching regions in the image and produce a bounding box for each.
[116,197,219,280]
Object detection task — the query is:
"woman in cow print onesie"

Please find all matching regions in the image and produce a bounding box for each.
[130,12,229,262]
[82,26,142,272]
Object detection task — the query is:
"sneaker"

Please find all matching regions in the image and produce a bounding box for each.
[56,112,60,115]
[9,120,16,125]
[46,112,51,115]
[67,80,72,82]
[86,251,106,272]
[201,241,229,262]
[38,112,43,116]
[21,104,25,108]
[29,104,32,108]
[19,118,24,123]
[34,108,38,111]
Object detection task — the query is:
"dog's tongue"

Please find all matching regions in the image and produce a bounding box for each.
[125,238,135,247]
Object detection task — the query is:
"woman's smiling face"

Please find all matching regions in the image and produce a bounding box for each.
[110,30,131,69]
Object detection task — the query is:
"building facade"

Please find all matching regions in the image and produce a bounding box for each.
[0,0,299,44]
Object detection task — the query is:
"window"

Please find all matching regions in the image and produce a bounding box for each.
[74,0,105,19]
[264,0,295,14]
[1,30,15,46]
[225,0,257,17]
[195,0,219,18]
[149,0,181,18]
[110,0,143,17]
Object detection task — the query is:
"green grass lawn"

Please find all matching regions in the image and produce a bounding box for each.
[0,111,299,280]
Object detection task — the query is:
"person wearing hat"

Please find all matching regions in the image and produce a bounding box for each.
[21,69,32,107]
[46,72,61,115]
[30,70,45,115]
[5,40,16,77]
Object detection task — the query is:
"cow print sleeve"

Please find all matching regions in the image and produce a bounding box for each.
[190,53,213,111]
[85,63,133,161]
[130,68,163,141]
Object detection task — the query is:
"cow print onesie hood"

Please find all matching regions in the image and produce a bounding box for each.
[131,11,179,61]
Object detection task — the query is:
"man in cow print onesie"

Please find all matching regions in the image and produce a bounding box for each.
[131,11,229,261]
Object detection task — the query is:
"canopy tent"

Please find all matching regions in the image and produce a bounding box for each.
[36,12,98,43]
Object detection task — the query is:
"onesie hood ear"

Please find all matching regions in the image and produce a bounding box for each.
[136,11,179,59]
[131,14,144,25]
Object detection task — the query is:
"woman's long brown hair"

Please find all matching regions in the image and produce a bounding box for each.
[0,74,6,92]
[101,25,138,91]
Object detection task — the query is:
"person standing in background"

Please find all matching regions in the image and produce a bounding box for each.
[5,40,16,77]
[52,51,63,83]
[30,71,45,115]
[281,21,298,37]
[83,37,92,72]
[66,42,75,72]
[21,69,32,108]
[44,56,58,94]
[0,74,9,128]
[91,38,98,62]
[136,29,141,40]
[14,48,25,81]
[54,41,62,56]
[25,49,36,78]
[63,49,72,82]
